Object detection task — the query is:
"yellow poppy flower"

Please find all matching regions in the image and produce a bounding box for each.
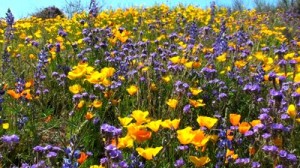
[189,87,203,96]
[189,156,210,167]
[100,67,115,77]
[136,146,163,160]
[197,116,218,129]
[169,56,180,64]
[287,104,297,118]
[216,53,226,62]
[146,120,161,132]
[177,127,195,145]
[161,119,180,130]
[118,117,133,127]
[250,120,261,127]
[189,99,205,108]
[127,85,138,96]
[166,99,178,109]
[117,135,134,149]
[77,100,85,109]
[184,61,193,68]
[92,100,103,108]
[131,110,150,125]
[90,165,105,168]
[69,84,83,94]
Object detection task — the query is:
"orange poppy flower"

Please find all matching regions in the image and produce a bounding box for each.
[238,122,251,134]
[85,112,94,120]
[21,89,32,100]
[77,152,88,164]
[226,129,234,141]
[273,136,282,147]
[45,115,52,123]
[229,114,241,126]
[192,61,201,68]
[191,129,207,147]
[134,129,152,142]
[249,146,256,155]
[7,90,21,99]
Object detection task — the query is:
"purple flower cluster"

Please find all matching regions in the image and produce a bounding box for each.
[99,144,128,168]
[1,134,19,148]
[33,144,62,158]
[262,146,298,165]
[101,123,122,144]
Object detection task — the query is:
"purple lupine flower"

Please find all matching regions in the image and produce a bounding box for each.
[119,160,128,168]
[6,9,14,26]
[89,0,98,17]
[109,149,123,160]
[100,157,108,165]
[74,150,81,159]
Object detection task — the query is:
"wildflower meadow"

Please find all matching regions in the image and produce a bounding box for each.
[1,0,300,167]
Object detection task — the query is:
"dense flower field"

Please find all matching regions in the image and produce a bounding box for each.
[1,1,300,167]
